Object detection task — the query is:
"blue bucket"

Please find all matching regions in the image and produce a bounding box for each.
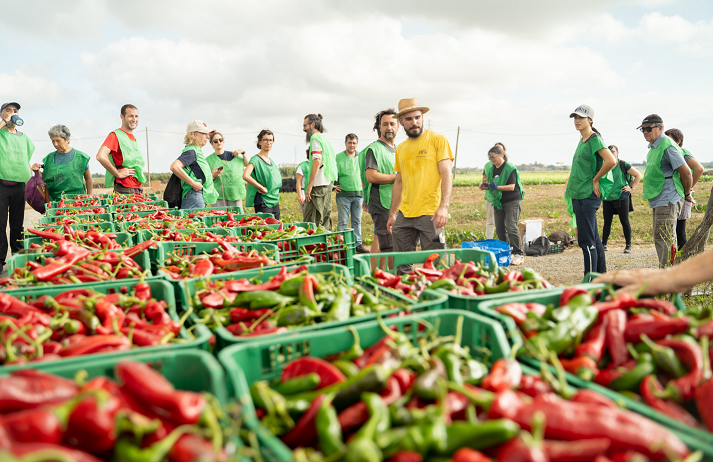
[462,239,511,267]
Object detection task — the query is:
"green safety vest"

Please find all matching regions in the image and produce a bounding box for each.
[42,150,90,201]
[105,129,146,187]
[180,145,219,206]
[483,161,495,202]
[565,135,613,200]
[0,129,34,182]
[335,151,362,194]
[246,154,282,208]
[484,162,525,210]
[310,133,337,182]
[206,152,246,201]
[603,161,630,201]
[643,136,685,201]
[298,160,311,191]
[566,196,577,228]
[359,141,395,209]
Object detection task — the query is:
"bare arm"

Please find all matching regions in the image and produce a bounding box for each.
[594,249,713,295]
[242,163,268,193]
[305,156,321,201]
[677,163,693,199]
[626,166,642,190]
[386,172,403,235]
[84,169,93,195]
[433,158,453,228]
[365,169,396,185]
[170,159,202,192]
[687,157,704,190]
[296,172,305,203]
[96,146,135,179]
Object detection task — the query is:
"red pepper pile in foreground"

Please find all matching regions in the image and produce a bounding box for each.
[110,192,156,204]
[27,228,127,253]
[192,266,412,338]
[496,286,713,432]
[161,241,276,279]
[247,317,690,461]
[0,240,155,288]
[0,361,231,461]
[0,282,184,365]
[369,254,552,300]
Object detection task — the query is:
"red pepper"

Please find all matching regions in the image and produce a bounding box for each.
[123,327,163,346]
[452,448,490,462]
[640,375,699,427]
[230,307,273,323]
[560,286,588,306]
[123,239,157,258]
[497,411,547,462]
[134,281,152,301]
[518,375,552,397]
[168,433,222,462]
[0,400,75,444]
[59,334,131,357]
[64,386,123,453]
[570,389,617,409]
[144,300,172,325]
[633,298,677,315]
[0,369,78,413]
[594,293,639,315]
[482,355,522,393]
[281,394,326,449]
[655,338,703,402]
[8,442,102,462]
[574,316,608,362]
[423,253,439,270]
[392,368,417,392]
[281,357,347,390]
[116,360,206,425]
[624,313,690,343]
[542,438,611,462]
[387,451,424,462]
[192,258,215,277]
[695,337,713,431]
[28,228,66,241]
[94,299,126,335]
[559,356,599,381]
[0,292,52,325]
[605,309,628,367]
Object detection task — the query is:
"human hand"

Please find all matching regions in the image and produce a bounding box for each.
[298,194,305,205]
[362,202,368,212]
[489,183,498,191]
[306,184,313,202]
[259,185,268,194]
[31,163,42,171]
[233,150,245,158]
[621,186,632,193]
[334,185,342,193]
[593,268,676,297]
[116,168,135,179]
[592,179,601,198]
[686,194,694,203]
[431,205,449,229]
[478,183,488,191]
[192,181,203,192]
[212,167,223,178]
[386,214,396,235]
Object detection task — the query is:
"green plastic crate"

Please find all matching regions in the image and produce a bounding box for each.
[260,230,356,273]
[23,231,133,250]
[179,205,247,218]
[114,208,183,222]
[180,263,447,351]
[476,289,711,453]
[353,247,497,278]
[38,212,114,226]
[45,204,112,216]
[35,222,117,233]
[156,241,279,267]
[108,200,170,213]
[0,279,212,372]
[230,222,317,238]
[197,212,276,228]
[217,309,511,462]
[116,220,208,240]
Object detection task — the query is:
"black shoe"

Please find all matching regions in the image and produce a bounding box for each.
[355,245,370,254]
[624,246,632,254]
[602,244,608,251]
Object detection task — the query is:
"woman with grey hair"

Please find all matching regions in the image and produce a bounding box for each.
[31,125,92,201]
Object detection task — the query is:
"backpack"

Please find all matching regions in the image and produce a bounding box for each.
[548,230,574,247]
[525,236,551,257]
[163,174,183,209]
[25,170,48,213]
[620,160,633,188]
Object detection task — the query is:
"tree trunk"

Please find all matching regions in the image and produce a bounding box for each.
[675,183,713,263]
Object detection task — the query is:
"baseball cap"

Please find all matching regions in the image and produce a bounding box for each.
[186,120,214,134]
[569,105,594,119]
[636,114,663,129]
[1,102,21,111]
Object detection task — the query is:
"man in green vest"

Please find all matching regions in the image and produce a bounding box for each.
[335,134,368,253]
[0,102,34,274]
[638,114,693,267]
[303,113,337,228]
[96,104,147,194]
[361,108,399,256]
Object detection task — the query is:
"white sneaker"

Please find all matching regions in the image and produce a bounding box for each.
[511,254,524,266]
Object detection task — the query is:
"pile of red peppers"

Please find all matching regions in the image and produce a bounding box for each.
[0,240,156,288]
[497,286,713,432]
[368,254,553,300]
[27,227,127,253]
[0,361,231,461]
[161,240,276,279]
[51,197,103,209]
[115,210,181,222]
[206,214,281,228]
[146,229,243,243]
[124,220,200,233]
[247,316,690,461]
[51,207,108,216]
[0,282,185,365]
[110,192,156,204]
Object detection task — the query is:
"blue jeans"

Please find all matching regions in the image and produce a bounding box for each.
[181,189,205,210]
[572,193,606,277]
[336,196,363,245]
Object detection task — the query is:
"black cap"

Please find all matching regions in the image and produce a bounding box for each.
[637,114,663,129]
[1,102,21,111]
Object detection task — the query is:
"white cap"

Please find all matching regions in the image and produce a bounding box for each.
[569,105,594,119]
[186,120,214,134]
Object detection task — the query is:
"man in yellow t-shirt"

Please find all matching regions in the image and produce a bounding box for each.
[387,97,454,274]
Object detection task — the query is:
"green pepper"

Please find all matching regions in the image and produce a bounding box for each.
[531,305,598,355]
[439,419,521,455]
[114,425,194,462]
[344,392,389,462]
[287,364,390,409]
[249,381,294,428]
[463,359,488,385]
[484,279,513,294]
[274,373,321,395]
[333,359,360,377]
[609,352,655,391]
[277,276,305,296]
[413,358,446,400]
[276,305,318,327]
[355,284,379,306]
[316,393,346,457]
[439,351,464,386]
[327,286,351,322]
[234,291,295,309]
[640,334,687,379]
[429,279,457,291]
[550,293,594,322]
[520,267,540,281]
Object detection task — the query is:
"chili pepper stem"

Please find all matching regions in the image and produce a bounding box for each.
[702,336,711,381]
[548,351,575,399]
[247,431,265,462]
[446,381,494,410]
[199,394,224,453]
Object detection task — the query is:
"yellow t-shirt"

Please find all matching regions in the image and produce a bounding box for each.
[394,130,454,218]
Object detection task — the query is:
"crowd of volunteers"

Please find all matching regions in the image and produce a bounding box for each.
[0,99,708,280]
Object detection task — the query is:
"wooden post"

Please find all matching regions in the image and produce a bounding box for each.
[145,127,151,188]
[453,126,460,178]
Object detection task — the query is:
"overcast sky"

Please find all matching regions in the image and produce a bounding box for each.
[3,0,712,175]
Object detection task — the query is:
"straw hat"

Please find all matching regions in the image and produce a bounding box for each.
[395,97,430,117]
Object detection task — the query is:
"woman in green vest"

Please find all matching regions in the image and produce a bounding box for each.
[480,145,525,263]
[206,131,248,210]
[565,104,616,278]
[169,120,221,210]
[601,145,642,254]
[665,129,705,249]
[296,149,310,216]
[242,129,282,219]
[30,125,92,202]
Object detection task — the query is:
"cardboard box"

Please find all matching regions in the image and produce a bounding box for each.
[519,219,543,247]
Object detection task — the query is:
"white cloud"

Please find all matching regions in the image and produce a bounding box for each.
[0,71,65,109]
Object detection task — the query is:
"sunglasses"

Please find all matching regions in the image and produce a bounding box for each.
[212,138,224,143]
[639,126,657,133]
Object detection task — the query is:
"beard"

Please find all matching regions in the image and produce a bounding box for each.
[305,129,313,143]
[383,130,395,140]
[405,125,423,138]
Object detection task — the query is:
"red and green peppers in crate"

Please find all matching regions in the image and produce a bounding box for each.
[1,240,156,289]
[24,228,131,252]
[160,240,278,279]
[255,227,355,270]
[110,202,169,213]
[120,219,203,235]
[115,209,181,222]
[0,350,240,461]
[145,229,242,243]
[50,197,103,209]
[205,213,281,228]
[486,287,713,449]
[218,309,695,462]
[109,191,157,204]
[38,214,113,228]
[0,279,204,368]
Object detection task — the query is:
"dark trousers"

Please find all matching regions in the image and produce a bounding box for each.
[602,197,632,247]
[113,183,143,194]
[676,219,687,249]
[255,203,280,221]
[572,193,606,276]
[0,182,26,267]
[494,200,523,255]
